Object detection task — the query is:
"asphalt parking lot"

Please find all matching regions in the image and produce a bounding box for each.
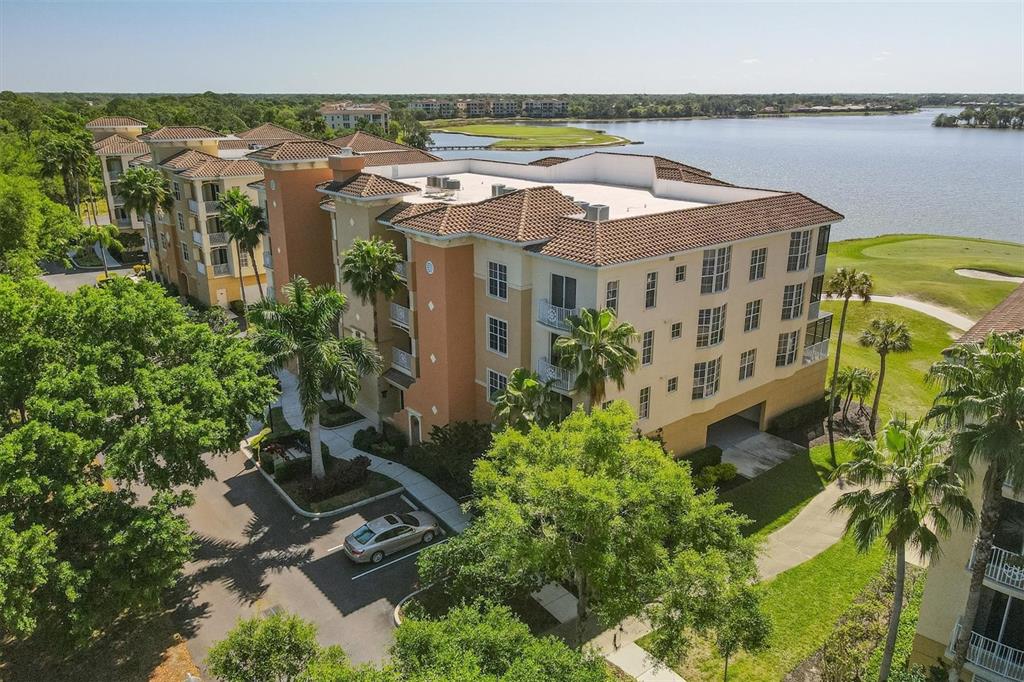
[176,450,442,674]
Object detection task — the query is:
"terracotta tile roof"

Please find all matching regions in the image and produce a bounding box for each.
[160,149,220,170]
[329,131,412,153]
[387,186,583,243]
[139,126,224,141]
[128,153,151,166]
[86,116,146,129]
[93,133,149,156]
[360,149,441,166]
[234,123,309,141]
[958,283,1024,344]
[316,173,419,199]
[247,140,342,162]
[653,156,731,186]
[376,201,447,224]
[535,192,842,266]
[178,158,264,179]
[319,197,335,211]
[529,156,570,167]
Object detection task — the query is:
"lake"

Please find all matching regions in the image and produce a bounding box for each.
[430,109,1024,243]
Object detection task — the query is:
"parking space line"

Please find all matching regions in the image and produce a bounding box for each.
[400,495,418,510]
[351,539,449,580]
[325,542,347,554]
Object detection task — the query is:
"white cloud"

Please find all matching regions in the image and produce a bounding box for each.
[741,58,760,65]
[873,50,893,62]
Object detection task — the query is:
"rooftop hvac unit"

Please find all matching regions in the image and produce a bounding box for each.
[426,176,441,188]
[442,178,461,190]
[574,201,590,214]
[585,204,610,222]
[491,183,506,197]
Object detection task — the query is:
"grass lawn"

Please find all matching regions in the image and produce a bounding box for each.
[638,536,887,682]
[431,123,629,149]
[828,234,1024,319]
[823,299,953,421]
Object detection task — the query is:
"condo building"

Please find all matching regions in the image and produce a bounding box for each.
[522,99,568,117]
[249,134,840,454]
[911,283,1024,682]
[408,99,455,119]
[456,99,490,118]
[319,101,391,131]
[87,116,149,232]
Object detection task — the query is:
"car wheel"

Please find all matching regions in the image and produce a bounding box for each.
[371,551,384,564]
[422,531,435,544]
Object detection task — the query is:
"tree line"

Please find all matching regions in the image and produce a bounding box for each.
[934,105,1024,129]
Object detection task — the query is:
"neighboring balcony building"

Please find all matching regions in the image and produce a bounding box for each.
[456,99,490,118]
[489,100,520,117]
[319,101,391,131]
[522,99,568,117]
[87,116,149,232]
[911,283,1024,682]
[408,99,454,119]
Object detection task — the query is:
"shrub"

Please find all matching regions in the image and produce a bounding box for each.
[258,448,276,473]
[353,426,379,452]
[682,444,722,474]
[768,398,829,435]
[693,462,737,491]
[274,455,311,483]
[298,455,371,501]
[228,299,245,317]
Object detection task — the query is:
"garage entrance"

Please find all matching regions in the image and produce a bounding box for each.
[706,403,806,479]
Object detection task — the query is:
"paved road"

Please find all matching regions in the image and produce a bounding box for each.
[175,450,431,675]
[37,263,134,292]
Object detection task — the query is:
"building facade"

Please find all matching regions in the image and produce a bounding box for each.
[522,99,568,117]
[408,99,455,119]
[87,116,149,232]
[319,101,391,131]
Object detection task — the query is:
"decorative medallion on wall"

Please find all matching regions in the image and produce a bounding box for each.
[425,260,435,275]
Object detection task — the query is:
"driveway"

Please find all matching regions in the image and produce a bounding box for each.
[707,415,806,478]
[173,449,431,676]
[37,262,134,292]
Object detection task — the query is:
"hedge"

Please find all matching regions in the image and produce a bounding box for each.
[682,444,723,474]
[767,398,829,435]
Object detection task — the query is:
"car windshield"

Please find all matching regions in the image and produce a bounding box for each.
[352,525,375,545]
[399,513,419,527]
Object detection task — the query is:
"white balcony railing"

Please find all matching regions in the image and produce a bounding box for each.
[392,347,415,377]
[951,623,1024,681]
[815,253,827,274]
[192,231,203,246]
[971,543,1024,592]
[390,302,411,330]
[205,200,221,214]
[808,300,821,320]
[538,357,577,392]
[208,232,229,246]
[196,262,206,275]
[212,263,231,277]
[394,261,410,281]
[538,299,578,330]
[803,340,830,364]
[188,198,199,214]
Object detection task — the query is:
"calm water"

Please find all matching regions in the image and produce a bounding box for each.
[431,109,1024,243]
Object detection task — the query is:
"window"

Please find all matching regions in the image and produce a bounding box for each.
[700,246,731,293]
[816,225,831,256]
[805,315,834,347]
[180,243,190,262]
[487,369,508,403]
[787,230,812,272]
[667,376,678,393]
[176,212,185,231]
[670,322,682,339]
[488,261,508,300]
[172,181,181,201]
[487,316,508,355]
[776,330,801,367]
[749,247,767,281]
[809,275,824,307]
[639,386,651,420]
[551,274,577,310]
[605,280,619,312]
[781,283,806,320]
[239,251,250,267]
[641,330,654,365]
[674,265,687,282]
[739,349,756,381]
[644,272,658,309]
[744,300,762,332]
[696,305,727,347]
[692,357,722,400]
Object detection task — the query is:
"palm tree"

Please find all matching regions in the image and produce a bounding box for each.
[832,366,856,421]
[493,368,563,432]
[858,318,912,434]
[338,238,403,339]
[324,335,384,409]
[249,276,381,479]
[118,166,173,283]
[832,417,974,682]
[39,133,91,214]
[928,332,1024,681]
[219,188,269,305]
[555,308,639,411]
[79,224,123,279]
[824,268,874,462]
[849,367,876,421]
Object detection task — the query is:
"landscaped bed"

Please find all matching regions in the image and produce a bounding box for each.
[430,122,630,149]
[403,583,559,635]
[318,398,363,428]
[277,458,400,514]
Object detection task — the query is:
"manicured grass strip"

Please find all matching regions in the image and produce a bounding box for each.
[639,536,887,682]
[822,300,952,421]
[432,123,628,148]
[828,234,1024,319]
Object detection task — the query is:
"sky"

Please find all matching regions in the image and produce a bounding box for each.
[1,1,1021,94]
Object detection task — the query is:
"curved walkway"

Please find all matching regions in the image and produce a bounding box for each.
[843,294,976,331]
[271,370,471,532]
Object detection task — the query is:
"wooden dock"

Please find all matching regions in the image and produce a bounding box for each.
[427,144,491,151]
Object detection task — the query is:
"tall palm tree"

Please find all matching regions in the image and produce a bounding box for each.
[555,308,639,411]
[79,224,123,279]
[824,268,874,462]
[858,318,912,434]
[928,332,1024,681]
[338,238,403,339]
[249,276,381,479]
[493,367,562,433]
[832,417,974,682]
[324,335,384,409]
[849,367,876,421]
[117,166,172,283]
[219,187,269,305]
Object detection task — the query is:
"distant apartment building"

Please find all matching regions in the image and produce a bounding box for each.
[489,100,520,117]
[249,137,840,454]
[911,283,1024,682]
[319,101,391,131]
[408,99,454,119]
[522,99,568,117]
[455,99,490,118]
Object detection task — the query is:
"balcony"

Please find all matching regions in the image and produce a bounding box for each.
[263,249,273,269]
[537,299,578,331]
[970,543,1024,593]
[808,300,820,320]
[803,340,830,364]
[815,253,827,274]
[108,169,122,181]
[394,261,410,281]
[196,262,206,275]
[538,357,577,393]
[188,198,199,215]
[389,302,411,330]
[950,623,1024,681]
[112,194,126,206]
[212,263,231,277]
[208,232,229,246]
[392,347,415,378]
[116,217,131,228]
[192,231,203,246]
[204,200,221,215]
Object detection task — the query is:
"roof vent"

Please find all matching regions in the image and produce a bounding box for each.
[585,204,610,222]
[336,146,354,157]
[491,183,506,197]
[426,176,441,188]
[574,201,590,214]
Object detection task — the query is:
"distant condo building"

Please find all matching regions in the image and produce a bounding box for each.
[248,134,840,455]
[319,101,391,131]
[522,98,568,117]
[489,100,520,117]
[408,99,455,119]
[456,99,490,118]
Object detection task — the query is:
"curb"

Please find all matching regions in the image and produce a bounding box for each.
[393,584,435,627]
[242,444,404,519]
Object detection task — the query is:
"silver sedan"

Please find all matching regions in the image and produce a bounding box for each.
[343,511,439,564]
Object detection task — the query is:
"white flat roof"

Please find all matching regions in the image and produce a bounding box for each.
[400,172,709,219]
